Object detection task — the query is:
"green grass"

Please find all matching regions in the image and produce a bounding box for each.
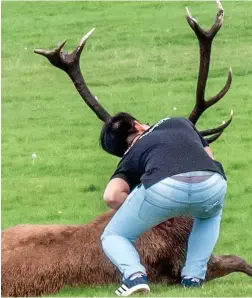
[2,1,252,296]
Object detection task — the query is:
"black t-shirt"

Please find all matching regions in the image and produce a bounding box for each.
[110,117,226,190]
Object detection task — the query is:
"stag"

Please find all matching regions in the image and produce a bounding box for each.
[2,1,250,297]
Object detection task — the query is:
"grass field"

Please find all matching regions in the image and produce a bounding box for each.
[2,1,252,296]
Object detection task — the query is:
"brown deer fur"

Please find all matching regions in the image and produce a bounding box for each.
[2,211,252,297]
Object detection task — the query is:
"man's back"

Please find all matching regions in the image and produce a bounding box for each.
[113,118,226,189]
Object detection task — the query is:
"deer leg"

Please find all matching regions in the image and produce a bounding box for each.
[206,254,252,281]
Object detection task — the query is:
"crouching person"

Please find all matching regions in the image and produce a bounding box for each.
[100,113,227,296]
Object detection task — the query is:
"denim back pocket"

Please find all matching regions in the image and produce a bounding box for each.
[199,182,226,218]
[199,199,223,218]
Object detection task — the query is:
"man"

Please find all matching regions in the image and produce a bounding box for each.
[100,112,227,296]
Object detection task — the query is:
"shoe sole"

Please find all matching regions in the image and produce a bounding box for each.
[115,284,150,296]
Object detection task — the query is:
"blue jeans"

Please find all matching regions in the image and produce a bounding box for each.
[101,171,227,280]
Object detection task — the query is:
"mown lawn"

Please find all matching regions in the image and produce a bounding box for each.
[2,1,252,296]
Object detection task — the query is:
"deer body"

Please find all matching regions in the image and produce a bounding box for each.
[2,212,252,297]
[1,213,189,296]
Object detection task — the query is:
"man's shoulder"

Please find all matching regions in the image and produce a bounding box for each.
[154,117,189,127]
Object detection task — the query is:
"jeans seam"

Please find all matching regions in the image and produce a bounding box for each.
[188,182,192,204]
[143,196,175,210]
[147,187,188,204]
[159,181,190,193]
[189,183,226,205]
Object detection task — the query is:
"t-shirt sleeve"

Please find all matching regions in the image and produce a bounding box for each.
[110,160,131,185]
[214,160,226,177]
[186,119,209,147]
[194,127,209,147]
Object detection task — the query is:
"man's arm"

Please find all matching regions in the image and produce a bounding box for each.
[204,146,214,160]
[103,178,130,210]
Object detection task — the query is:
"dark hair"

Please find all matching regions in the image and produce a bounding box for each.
[100,112,138,157]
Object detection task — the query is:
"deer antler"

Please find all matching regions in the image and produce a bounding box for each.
[186,0,233,143]
[34,0,232,144]
[34,28,111,122]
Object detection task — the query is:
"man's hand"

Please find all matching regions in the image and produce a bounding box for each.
[103,178,130,210]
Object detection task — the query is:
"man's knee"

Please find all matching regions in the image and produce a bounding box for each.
[100,228,136,244]
[100,229,112,242]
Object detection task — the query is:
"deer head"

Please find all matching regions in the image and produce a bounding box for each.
[34,0,233,146]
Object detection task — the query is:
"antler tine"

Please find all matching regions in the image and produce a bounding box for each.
[209,0,224,36]
[34,29,111,122]
[34,40,67,70]
[206,67,232,108]
[34,40,66,56]
[185,7,205,38]
[186,0,232,143]
[73,28,96,58]
[200,109,233,137]
[204,131,223,144]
